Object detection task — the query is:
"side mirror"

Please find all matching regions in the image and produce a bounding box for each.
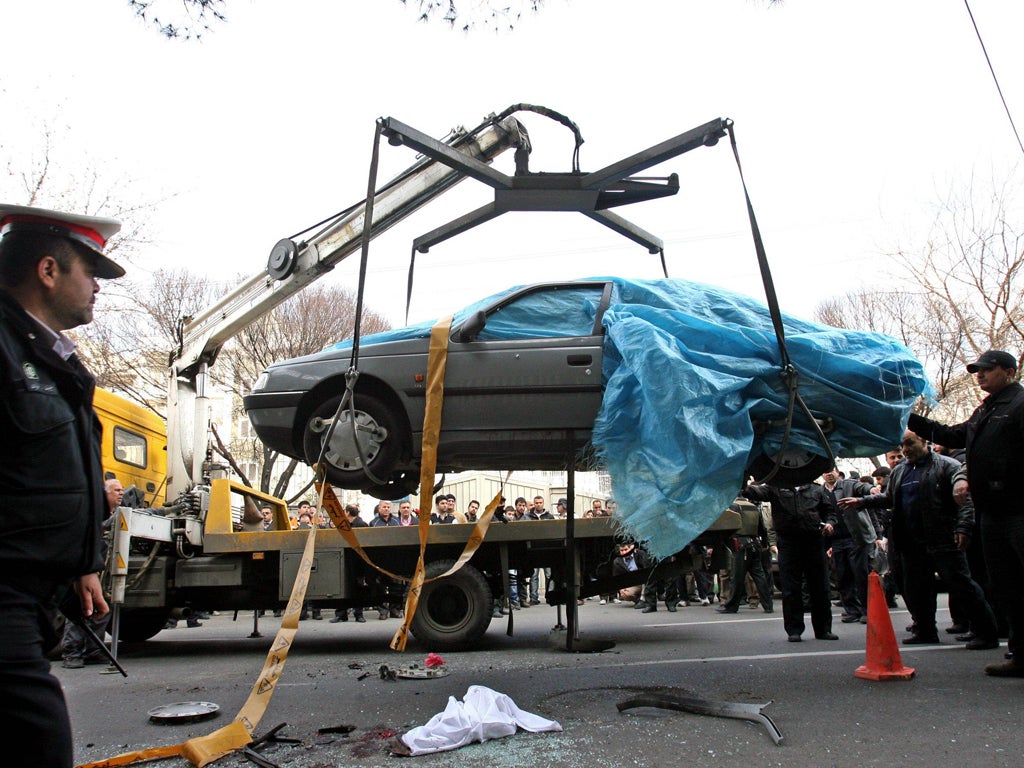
[452,310,486,343]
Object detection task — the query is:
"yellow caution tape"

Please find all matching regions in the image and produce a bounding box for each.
[76,523,319,768]
[391,314,453,651]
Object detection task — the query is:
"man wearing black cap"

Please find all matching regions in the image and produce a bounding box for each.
[908,349,1024,677]
[0,204,122,765]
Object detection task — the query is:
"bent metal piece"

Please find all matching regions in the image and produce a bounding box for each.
[617,692,783,746]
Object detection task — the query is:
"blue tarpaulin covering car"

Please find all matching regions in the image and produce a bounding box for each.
[589,278,928,558]
[248,277,928,559]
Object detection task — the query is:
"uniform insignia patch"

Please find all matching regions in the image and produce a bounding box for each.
[22,361,39,380]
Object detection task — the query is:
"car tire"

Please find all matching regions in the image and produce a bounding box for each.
[410,559,493,651]
[363,471,420,501]
[303,392,404,490]
[118,607,173,642]
[746,449,833,486]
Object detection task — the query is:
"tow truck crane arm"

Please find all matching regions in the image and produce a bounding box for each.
[166,114,529,497]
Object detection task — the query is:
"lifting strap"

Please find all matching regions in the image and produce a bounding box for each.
[725,123,835,480]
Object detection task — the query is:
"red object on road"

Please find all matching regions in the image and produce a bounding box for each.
[855,571,915,681]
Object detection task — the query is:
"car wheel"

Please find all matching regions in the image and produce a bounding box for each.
[410,559,493,650]
[746,448,833,486]
[363,471,420,501]
[303,393,404,490]
[118,607,173,643]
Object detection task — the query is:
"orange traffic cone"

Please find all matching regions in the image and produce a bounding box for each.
[854,571,915,681]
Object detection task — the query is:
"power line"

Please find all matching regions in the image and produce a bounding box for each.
[964,0,1024,159]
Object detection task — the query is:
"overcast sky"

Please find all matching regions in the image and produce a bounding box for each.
[2,0,1022,328]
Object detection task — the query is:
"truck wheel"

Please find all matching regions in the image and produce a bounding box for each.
[410,560,492,650]
[303,392,404,490]
[118,608,172,642]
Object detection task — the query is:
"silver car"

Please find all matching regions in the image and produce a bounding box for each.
[244,280,612,499]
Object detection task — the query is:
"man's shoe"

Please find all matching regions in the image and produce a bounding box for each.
[62,658,85,669]
[530,599,541,606]
[355,615,366,623]
[390,608,404,619]
[633,601,645,609]
[905,623,917,634]
[599,599,607,605]
[841,613,861,623]
[985,659,1024,677]
[641,606,657,614]
[330,616,346,623]
[763,607,774,613]
[666,603,677,612]
[787,634,802,643]
[903,634,939,645]
[520,599,530,609]
[858,615,868,624]
[715,606,738,614]
[945,624,969,635]
[311,610,323,620]
[965,637,999,651]
[955,632,976,643]
[816,632,839,640]
[378,609,389,620]
[186,620,203,628]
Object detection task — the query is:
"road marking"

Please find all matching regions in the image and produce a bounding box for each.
[591,643,963,668]
[647,609,911,628]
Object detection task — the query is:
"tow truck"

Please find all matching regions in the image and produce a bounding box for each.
[108,106,742,649]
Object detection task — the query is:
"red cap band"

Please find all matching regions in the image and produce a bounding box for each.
[0,213,106,249]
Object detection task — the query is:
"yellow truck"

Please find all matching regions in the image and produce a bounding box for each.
[93,388,167,508]
[106,109,742,648]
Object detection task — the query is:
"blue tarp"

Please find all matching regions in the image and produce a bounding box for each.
[328,277,929,559]
[592,278,928,558]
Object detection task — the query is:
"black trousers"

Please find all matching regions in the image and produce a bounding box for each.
[980,512,1024,655]
[0,584,73,768]
[900,542,998,640]
[722,539,773,611]
[776,530,832,638]
[832,537,870,618]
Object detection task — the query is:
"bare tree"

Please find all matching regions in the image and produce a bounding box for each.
[78,269,221,417]
[817,173,1023,424]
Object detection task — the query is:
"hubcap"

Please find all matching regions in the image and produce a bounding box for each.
[322,410,386,471]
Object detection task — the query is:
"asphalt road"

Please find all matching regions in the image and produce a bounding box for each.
[59,597,1020,768]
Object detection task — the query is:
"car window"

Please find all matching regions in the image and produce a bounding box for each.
[476,285,605,340]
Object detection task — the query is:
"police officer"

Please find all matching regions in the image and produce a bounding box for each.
[0,204,123,766]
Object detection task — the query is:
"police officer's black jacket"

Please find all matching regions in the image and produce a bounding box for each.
[0,289,105,595]
[909,383,1024,515]
[860,449,971,553]
[741,483,837,536]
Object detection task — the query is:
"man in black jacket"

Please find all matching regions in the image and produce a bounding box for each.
[742,481,838,642]
[843,430,998,650]
[0,204,122,766]
[908,349,1024,676]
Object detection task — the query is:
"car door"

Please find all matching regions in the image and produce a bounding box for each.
[439,281,610,434]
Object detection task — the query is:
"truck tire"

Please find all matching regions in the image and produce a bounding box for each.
[410,560,492,650]
[303,392,404,490]
[118,608,172,643]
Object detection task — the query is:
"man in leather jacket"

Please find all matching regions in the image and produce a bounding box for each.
[742,481,838,642]
[908,349,1024,676]
[843,430,998,651]
[0,204,123,767]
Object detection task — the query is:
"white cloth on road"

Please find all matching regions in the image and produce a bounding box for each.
[399,684,562,755]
